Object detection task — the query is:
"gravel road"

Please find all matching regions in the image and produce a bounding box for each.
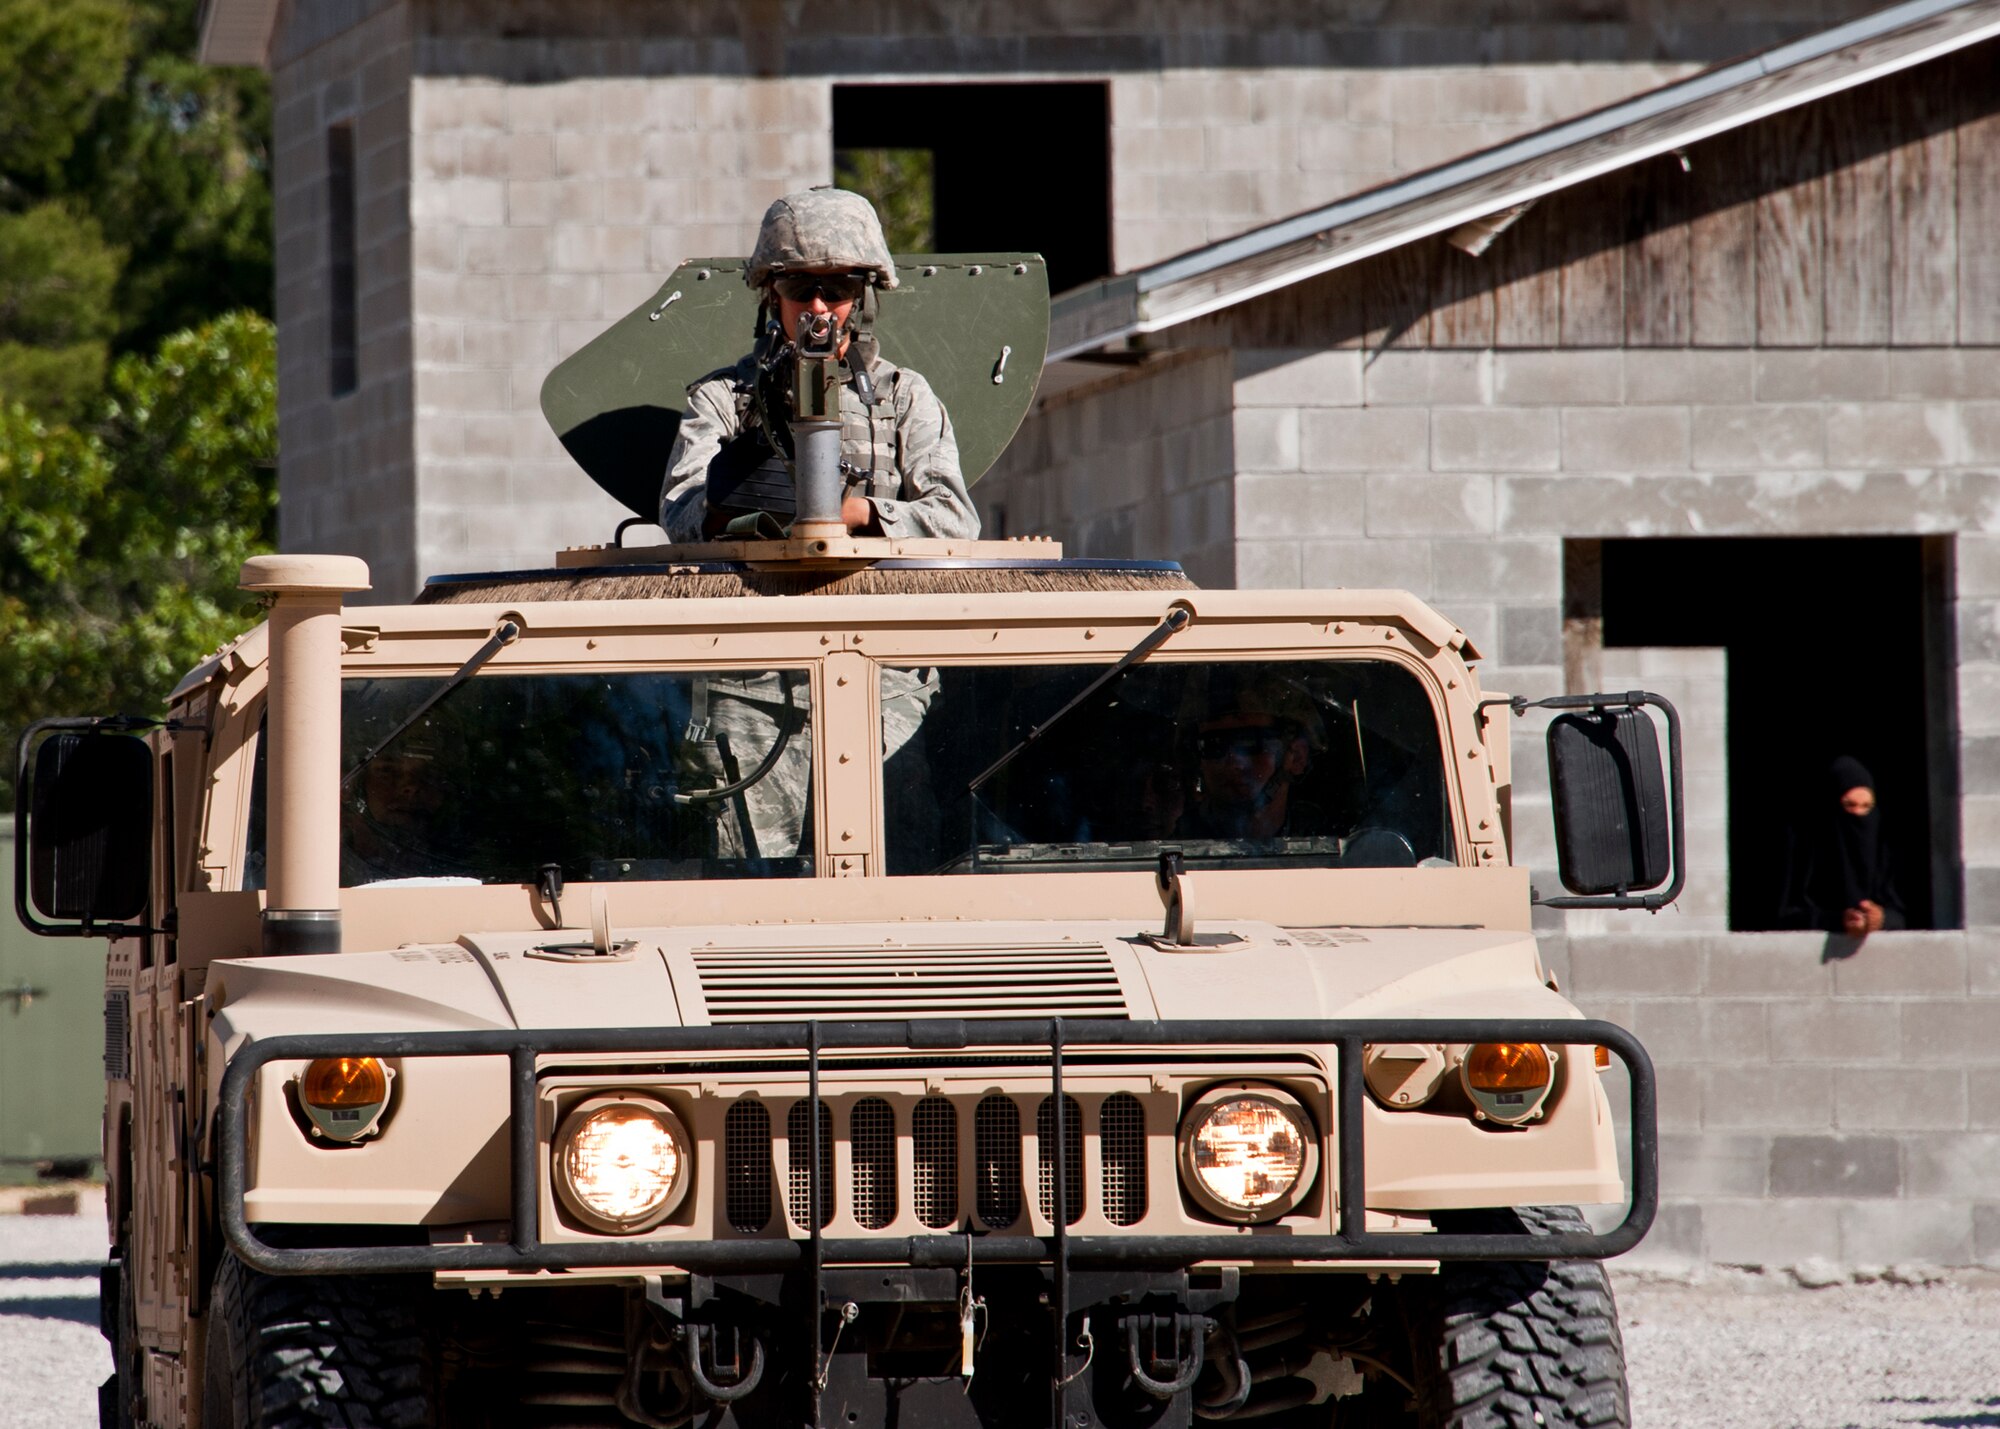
[2,1214,109,1429]
[5,1216,1998,1427]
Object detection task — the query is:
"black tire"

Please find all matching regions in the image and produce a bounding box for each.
[202,1253,432,1429]
[99,1257,140,1429]
[1388,1206,1630,1429]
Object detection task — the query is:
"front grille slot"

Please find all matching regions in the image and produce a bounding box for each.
[850,1098,896,1230]
[1100,1092,1147,1226]
[786,1099,833,1230]
[1037,1095,1084,1226]
[974,1095,1022,1228]
[724,1099,772,1233]
[912,1097,957,1228]
[720,1087,1156,1235]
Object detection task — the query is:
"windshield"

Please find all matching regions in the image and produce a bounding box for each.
[882,659,1452,875]
[319,669,813,887]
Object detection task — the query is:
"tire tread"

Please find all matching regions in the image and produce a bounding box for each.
[208,1255,431,1429]
[1407,1206,1631,1429]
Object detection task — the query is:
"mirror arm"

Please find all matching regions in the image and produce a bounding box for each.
[1479,691,1686,913]
[14,715,193,941]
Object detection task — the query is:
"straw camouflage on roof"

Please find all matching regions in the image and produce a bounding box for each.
[416,563,1196,604]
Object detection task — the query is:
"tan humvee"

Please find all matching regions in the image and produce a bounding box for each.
[20,260,1673,1429]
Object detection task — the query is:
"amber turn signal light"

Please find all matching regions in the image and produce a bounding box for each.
[302,1056,389,1108]
[1595,1045,1612,1069]
[1464,1042,1552,1092]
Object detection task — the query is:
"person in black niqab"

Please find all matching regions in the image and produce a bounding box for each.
[1778,756,1906,935]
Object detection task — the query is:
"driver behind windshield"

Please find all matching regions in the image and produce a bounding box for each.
[1184,670,1329,840]
[343,737,456,885]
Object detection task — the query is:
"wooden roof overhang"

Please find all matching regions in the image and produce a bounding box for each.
[1049,0,2000,360]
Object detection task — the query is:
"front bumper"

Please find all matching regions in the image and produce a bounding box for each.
[217,1016,1656,1277]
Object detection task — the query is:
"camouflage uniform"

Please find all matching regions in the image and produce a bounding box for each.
[678,673,816,861]
[676,665,936,863]
[659,190,968,856]
[658,353,974,541]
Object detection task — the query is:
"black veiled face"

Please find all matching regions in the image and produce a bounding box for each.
[1840,786,1877,816]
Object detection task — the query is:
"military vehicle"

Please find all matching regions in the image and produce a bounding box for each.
[18,249,1674,1429]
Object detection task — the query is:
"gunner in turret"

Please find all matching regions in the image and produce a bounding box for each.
[658,188,977,541]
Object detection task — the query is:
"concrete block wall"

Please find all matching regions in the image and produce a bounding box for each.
[265,0,1887,591]
[977,352,1237,589]
[1111,63,1696,270]
[1224,344,2000,927]
[271,0,419,602]
[979,340,2000,1262]
[1548,929,2000,1269]
[404,68,829,586]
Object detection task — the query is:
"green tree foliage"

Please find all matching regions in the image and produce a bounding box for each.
[0,0,272,414]
[0,0,131,186]
[0,1,276,803]
[71,0,274,352]
[0,312,276,803]
[834,149,935,252]
[0,203,122,419]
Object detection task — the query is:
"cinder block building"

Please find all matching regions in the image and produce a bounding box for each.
[200,0,2000,1267]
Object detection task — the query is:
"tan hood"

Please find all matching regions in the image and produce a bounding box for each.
[211,918,1571,1048]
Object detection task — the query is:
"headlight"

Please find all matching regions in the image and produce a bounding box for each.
[1460,1042,1555,1125]
[1178,1085,1318,1223]
[297,1057,394,1143]
[552,1095,691,1233]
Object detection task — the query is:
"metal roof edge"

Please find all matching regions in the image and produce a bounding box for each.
[1049,0,1999,359]
[197,0,280,67]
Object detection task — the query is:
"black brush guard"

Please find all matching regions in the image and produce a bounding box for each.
[218,1016,1655,1280]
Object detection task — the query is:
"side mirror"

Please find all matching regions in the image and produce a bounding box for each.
[17,725,154,935]
[1537,693,1684,910]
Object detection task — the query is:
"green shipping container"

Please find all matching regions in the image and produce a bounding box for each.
[0,829,108,1180]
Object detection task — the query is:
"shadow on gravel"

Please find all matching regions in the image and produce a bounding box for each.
[0,1292,96,1326]
[1914,1399,2000,1429]
[0,1262,99,1280]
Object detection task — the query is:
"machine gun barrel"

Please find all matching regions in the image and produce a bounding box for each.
[790,311,846,538]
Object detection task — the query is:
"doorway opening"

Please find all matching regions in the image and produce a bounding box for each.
[1577,536,1958,931]
[832,83,1111,297]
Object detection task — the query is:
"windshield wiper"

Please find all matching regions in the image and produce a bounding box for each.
[966,603,1193,796]
[340,620,520,790]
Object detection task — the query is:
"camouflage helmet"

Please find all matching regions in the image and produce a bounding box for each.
[1186,667,1328,751]
[746,188,898,291]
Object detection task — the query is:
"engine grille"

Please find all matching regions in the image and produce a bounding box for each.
[720,1090,1150,1234]
[1036,1096,1084,1226]
[975,1095,1022,1228]
[785,1099,834,1230]
[912,1097,957,1228]
[1100,1092,1147,1226]
[724,1100,772,1232]
[688,942,1129,1023]
[850,1098,896,1230]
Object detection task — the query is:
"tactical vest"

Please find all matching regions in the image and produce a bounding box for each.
[837,361,902,497]
[725,356,902,491]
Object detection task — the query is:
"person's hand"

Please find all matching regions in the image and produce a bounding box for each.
[1858,899,1886,933]
[842,494,874,531]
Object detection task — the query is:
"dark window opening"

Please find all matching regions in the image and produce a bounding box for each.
[1589,536,1958,932]
[327,122,358,397]
[833,84,1110,297]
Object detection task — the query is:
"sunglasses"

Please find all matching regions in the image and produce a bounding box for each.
[1197,728,1287,760]
[771,272,869,305]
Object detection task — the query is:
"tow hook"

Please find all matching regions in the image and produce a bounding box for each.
[686,1321,765,1402]
[1125,1312,1211,1398]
